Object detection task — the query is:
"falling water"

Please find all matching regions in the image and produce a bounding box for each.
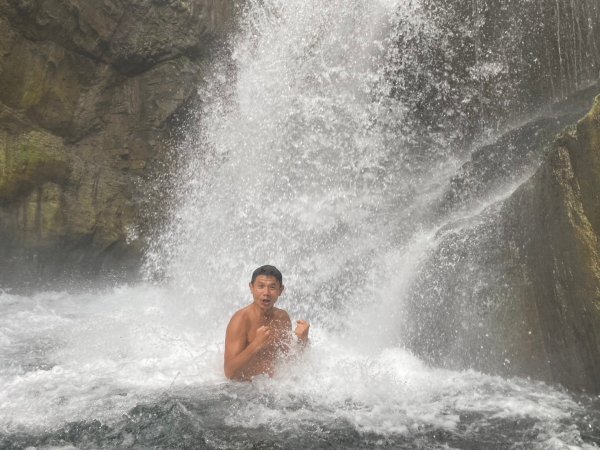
[147,0,451,332]
[1,0,600,448]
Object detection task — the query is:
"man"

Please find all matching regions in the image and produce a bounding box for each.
[224,265,310,380]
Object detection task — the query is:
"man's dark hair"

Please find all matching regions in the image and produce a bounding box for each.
[251,265,283,285]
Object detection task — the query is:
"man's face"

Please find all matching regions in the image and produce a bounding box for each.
[250,275,284,312]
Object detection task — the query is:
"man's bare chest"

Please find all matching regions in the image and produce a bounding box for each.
[247,317,288,346]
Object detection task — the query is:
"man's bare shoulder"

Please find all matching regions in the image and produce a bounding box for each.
[228,306,252,327]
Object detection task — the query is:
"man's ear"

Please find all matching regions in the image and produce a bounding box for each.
[279,284,285,294]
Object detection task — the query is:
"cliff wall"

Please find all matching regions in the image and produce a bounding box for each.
[0,0,233,288]
[405,93,600,393]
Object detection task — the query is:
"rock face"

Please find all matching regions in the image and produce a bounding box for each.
[0,0,233,288]
[502,96,600,392]
[388,0,600,149]
[404,94,600,393]
[389,0,600,392]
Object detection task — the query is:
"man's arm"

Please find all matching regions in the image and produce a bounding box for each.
[281,311,309,346]
[294,320,310,345]
[224,312,270,380]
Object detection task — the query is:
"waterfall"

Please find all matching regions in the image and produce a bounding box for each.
[147,0,600,349]
[146,0,453,338]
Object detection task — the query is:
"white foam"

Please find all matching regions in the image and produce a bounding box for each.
[0,287,586,446]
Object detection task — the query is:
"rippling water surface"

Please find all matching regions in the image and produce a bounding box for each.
[1,287,599,449]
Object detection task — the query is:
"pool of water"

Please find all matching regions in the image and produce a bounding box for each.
[1,287,598,449]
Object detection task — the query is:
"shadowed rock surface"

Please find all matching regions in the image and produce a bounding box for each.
[0,0,233,288]
[433,83,600,219]
[405,94,600,393]
[387,0,600,157]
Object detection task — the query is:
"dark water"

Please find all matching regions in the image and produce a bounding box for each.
[2,385,599,449]
[1,288,599,449]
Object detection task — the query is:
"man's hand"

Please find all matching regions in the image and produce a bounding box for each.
[294,320,309,344]
[252,325,271,350]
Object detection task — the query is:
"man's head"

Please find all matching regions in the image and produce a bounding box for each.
[251,265,283,286]
[250,265,284,312]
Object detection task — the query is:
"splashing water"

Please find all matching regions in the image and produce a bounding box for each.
[2,0,600,448]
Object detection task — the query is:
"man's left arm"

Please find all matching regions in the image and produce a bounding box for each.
[294,319,309,345]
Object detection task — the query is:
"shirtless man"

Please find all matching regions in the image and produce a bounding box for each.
[224,265,310,380]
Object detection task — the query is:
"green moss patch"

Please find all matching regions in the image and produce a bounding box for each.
[0,130,70,205]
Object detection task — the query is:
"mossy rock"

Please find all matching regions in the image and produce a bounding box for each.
[0,129,70,205]
[14,182,65,246]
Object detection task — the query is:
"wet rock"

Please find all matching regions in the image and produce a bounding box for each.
[1,0,232,73]
[0,0,234,288]
[405,95,600,393]
[433,83,600,219]
[388,0,600,150]
[500,95,600,392]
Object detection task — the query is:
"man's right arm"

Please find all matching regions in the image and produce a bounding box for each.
[224,313,270,380]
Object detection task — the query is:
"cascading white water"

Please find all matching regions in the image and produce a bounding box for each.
[1,0,599,447]
[146,0,459,343]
